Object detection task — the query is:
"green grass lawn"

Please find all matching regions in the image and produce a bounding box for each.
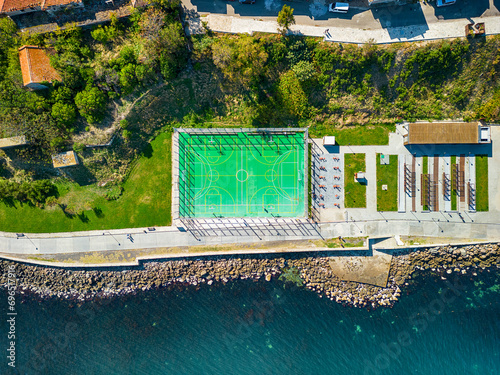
[308,124,395,145]
[344,153,366,208]
[0,132,172,233]
[421,156,429,211]
[476,155,489,211]
[376,154,398,211]
[451,155,457,211]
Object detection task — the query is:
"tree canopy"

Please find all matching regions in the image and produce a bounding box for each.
[277,5,296,36]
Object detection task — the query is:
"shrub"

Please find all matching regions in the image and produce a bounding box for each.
[122,129,132,141]
[292,61,316,82]
[120,119,129,129]
[0,178,57,204]
[50,136,65,150]
[73,142,86,153]
[104,185,123,201]
[277,71,309,119]
[477,89,500,121]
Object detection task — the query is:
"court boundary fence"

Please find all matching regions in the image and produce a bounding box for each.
[172,128,309,235]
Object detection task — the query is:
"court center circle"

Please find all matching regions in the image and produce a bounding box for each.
[209,170,219,182]
[236,169,249,182]
[265,169,277,182]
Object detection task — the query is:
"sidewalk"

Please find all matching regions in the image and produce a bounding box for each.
[187,13,500,44]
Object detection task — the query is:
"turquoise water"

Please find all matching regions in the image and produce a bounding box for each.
[1,269,499,375]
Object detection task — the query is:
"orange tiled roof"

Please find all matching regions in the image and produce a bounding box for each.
[0,0,81,12]
[18,45,61,87]
[0,0,42,13]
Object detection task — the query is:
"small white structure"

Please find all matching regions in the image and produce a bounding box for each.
[322,136,336,146]
[480,126,491,143]
[0,136,28,149]
[52,151,79,168]
[355,172,366,183]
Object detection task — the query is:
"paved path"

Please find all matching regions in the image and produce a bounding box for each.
[186,1,500,43]
[2,216,500,257]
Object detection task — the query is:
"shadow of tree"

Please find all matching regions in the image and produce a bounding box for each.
[58,203,75,218]
[93,206,105,218]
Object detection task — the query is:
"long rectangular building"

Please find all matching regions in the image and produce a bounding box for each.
[404,122,491,145]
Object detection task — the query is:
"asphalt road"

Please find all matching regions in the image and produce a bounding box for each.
[184,0,500,29]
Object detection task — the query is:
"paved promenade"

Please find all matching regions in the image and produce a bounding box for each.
[1,217,499,256]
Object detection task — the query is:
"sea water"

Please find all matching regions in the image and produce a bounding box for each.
[1,268,499,375]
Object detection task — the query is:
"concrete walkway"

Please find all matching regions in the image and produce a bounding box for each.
[187,9,500,44]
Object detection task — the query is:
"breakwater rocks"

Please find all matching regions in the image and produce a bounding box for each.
[0,243,499,308]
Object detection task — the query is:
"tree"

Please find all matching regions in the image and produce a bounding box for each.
[51,102,77,129]
[74,85,107,124]
[277,5,295,36]
[158,22,188,80]
[212,36,268,86]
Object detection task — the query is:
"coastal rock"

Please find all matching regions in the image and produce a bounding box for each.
[0,241,499,310]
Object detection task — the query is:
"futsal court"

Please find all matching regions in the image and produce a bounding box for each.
[176,129,308,218]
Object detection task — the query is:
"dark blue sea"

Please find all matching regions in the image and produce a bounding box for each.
[1,269,499,375]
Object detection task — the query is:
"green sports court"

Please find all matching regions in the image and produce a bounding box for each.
[175,129,308,218]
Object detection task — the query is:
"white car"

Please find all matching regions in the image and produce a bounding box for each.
[436,0,456,7]
[328,2,349,13]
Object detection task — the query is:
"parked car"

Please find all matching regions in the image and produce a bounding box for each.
[436,0,456,7]
[328,2,349,13]
[239,0,255,3]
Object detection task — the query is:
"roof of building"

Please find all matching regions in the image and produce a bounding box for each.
[52,151,79,168]
[0,0,41,13]
[18,45,61,87]
[0,136,28,149]
[0,0,81,12]
[407,122,479,144]
[42,0,81,9]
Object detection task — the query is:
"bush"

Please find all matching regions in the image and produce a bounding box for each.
[120,119,129,129]
[50,136,65,150]
[277,71,309,119]
[73,142,86,153]
[477,89,500,121]
[122,129,132,141]
[0,178,57,205]
[104,185,123,201]
[292,61,316,82]
[212,35,268,86]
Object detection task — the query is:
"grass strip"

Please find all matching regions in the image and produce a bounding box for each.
[475,155,489,211]
[376,154,398,211]
[308,124,395,145]
[451,155,457,211]
[422,156,429,211]
[344,153,366,208]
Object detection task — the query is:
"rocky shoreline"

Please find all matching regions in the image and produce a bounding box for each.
[1,243,499,308]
